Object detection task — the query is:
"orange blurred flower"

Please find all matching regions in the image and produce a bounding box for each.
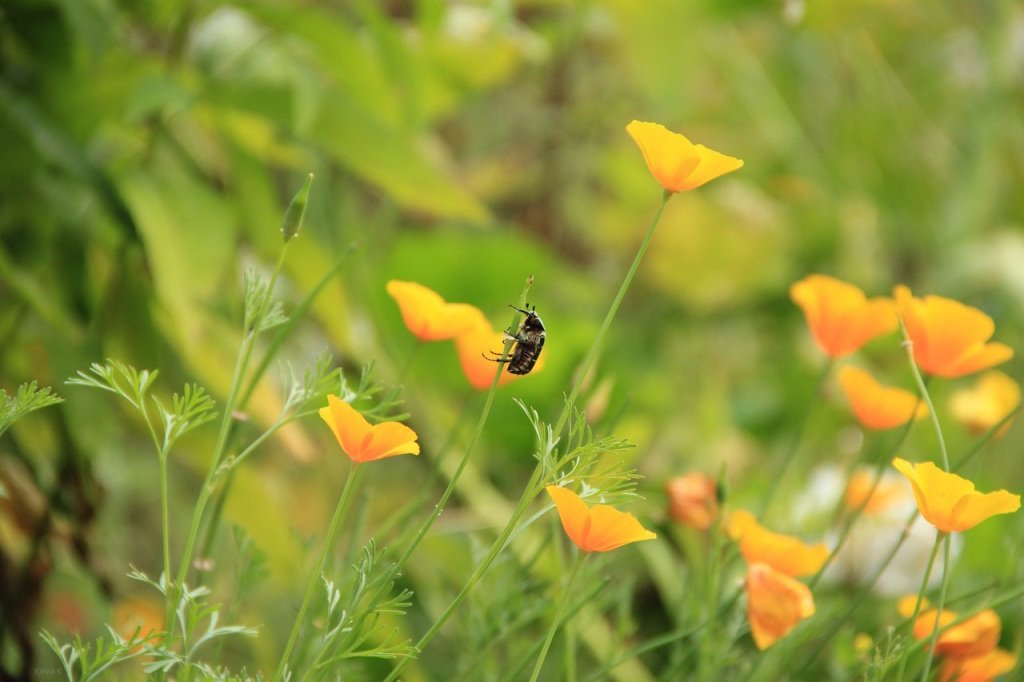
[665,473,720,531]
[745,562,815,650]
[838,366,928,430]
[727,510,829,578]
[790,275,897,358]
[626,121,743,193]
[386,280,487,342]
[898,597,1001,660]
[892,458,1020,533]
[454,321,542,390]
[319,395,420,463]
[950,371,1020,437]
[894,286,1013,379]
[545,485,656,553]
[844,470,911,516]
[112,596,164,649]
[940,648,1018,682]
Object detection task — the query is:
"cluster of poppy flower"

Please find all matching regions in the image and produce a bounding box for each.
[668,274,1021,666]
[313,121,1020,676]
[897,596,1018,681]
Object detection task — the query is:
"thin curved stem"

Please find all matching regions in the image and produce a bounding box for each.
[894,530,944,682]
[809,415,918,590]
[393,276,534,568]
[273,463,366,682]
[920,533,952,682]
[899,319,949,470]
[529,552,586,682]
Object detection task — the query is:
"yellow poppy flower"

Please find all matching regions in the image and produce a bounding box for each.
[790,275,897,358]
[894,286,1013,379]
[727,510,829,578]
[386,280,488,342]
[545,485,656,553]
[745,562,815,650]
[940,648,1018,682]
[626,121,743,193]
[891,458,1020,533]
[319,395,420,463]
[665,472,720,531]
[950,371,1020,437]
[838,366,928,430]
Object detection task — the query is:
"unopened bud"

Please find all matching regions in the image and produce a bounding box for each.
[280,173,314,242]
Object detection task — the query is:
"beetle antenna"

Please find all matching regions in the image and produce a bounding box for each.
[508,304,530,315]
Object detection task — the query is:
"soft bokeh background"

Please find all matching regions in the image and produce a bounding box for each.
[2,0,1023,678]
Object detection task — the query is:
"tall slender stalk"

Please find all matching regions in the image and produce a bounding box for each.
[393,276,534,568]
[897,317,954,681]
[529,552,586,682]
[383,190,672,681]
[894,531,944,682]
[273,463,366,682]
[195,249,353,569]
[167,244,292,642]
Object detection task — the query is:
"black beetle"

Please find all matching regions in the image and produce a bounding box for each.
[484,305,546,375]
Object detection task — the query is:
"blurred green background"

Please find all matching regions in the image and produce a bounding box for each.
[2,0,1023,678]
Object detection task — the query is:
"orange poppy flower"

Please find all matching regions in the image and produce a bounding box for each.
[545,485,656,553]
[112,596,164,650]
[386,280,488,342]
[844,470,911,516]
[745,562,816,650]
[726,510,829,578]
[898,597,1001,660]
[891,458,1020,533]
[665,473,720,531]
[940,648,1018,682]
[626,121,743,193]
[319,395,420,463]
[838,366,928,430]
[894,286,1013,379]
[790,275,897,358]
[950,371,1020,437]
[454,320,542,390]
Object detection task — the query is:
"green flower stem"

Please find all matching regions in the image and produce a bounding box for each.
[899,582,1024,659]
[392,276,533,568]
[899,319,949,470]
[953,402,1022,472]
[167,245,292,643]
[374,390,473,548]
[195,250,353,571]
[894,530,944,682]
[920,533,952,682]
[897,317,955,681]
[697,514,727,682]
[794,508,918,677]
[760,358,834,517]
[384,190,673,682]
[585,586,743,682]
[273,462,366,682]
[808,416,917,590]
[159,451,171,592]
[529,551,586,682]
